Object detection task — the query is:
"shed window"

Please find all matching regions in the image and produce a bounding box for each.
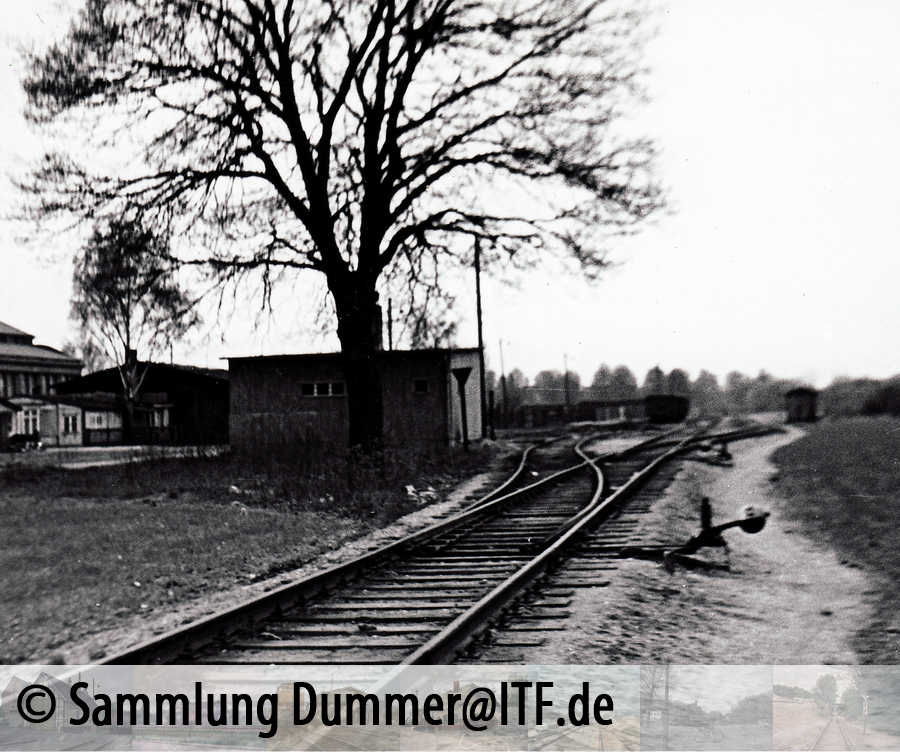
[413,378,429,394]
[301,381,345,397]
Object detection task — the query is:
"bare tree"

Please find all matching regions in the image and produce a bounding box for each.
[609,364,638,399]
[591,363,613,398]
[71,216,200,441]
[641,364,666,395]
[61,338,109,374]
[691,369,725,416]
[22,0,663,450]
[666,367,690,396]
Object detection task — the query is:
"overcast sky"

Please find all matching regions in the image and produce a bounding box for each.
[2,1,898,387]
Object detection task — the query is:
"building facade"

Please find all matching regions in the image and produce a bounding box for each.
[53,363,229,445]
[0,321,82,399]
[227,348,482,454]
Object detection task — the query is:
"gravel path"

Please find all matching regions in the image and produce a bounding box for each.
[493,428,871,664]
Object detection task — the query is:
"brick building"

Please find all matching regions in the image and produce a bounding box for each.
[227,348,482,454]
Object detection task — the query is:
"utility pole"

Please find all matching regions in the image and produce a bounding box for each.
[664,664,670,751]
[499,338,508,426]
[474,238,487,438]
[387,298,393,351]
[563,353,571,407]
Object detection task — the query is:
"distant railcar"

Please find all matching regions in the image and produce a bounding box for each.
[643,394,690,423]
[785,387,817,423]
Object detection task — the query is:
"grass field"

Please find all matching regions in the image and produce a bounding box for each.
[770,416,900,661]
[0,446,500,663]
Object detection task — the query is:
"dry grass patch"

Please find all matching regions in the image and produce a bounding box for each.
[0,445,501,662]
[770,417,900,661]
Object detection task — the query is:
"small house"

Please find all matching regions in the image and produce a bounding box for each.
[53,362,229,445]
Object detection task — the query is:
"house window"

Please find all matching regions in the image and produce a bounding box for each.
[63,414,79,433]
[413,379,429,394]
[315,382,330,396]
[330,381,345,396]
[151,408,169,428]
[23,409,40,435]
[301,383,315,396]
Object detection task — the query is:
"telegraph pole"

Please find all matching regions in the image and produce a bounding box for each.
[499,338,508,422]
[563,353,571,407]
[387,298,393,351]
[474,238,487,438]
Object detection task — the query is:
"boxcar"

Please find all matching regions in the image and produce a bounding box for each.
[644,394,690,423]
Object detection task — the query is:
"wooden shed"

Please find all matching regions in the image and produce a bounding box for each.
[227,348,482,455]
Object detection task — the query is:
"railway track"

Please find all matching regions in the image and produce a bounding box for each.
[810,714,853,751]
[100,422,774,666]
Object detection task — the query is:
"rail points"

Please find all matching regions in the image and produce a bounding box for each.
[100,422,777,665]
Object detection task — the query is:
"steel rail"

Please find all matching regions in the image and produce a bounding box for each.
[100,423,767,665]
[401,434,698,664]
[99,433,617,664]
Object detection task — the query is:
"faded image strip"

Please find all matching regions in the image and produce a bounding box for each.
[773,666,900,751]
[639,665,772,750]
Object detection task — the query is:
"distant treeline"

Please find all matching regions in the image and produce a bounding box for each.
[487,364,900,418]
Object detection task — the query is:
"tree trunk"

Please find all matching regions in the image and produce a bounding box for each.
[122,398,136,445]
[333,281,384,452]
[122,347,139,445]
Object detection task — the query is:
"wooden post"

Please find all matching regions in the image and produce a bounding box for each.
[387,298,393,351]
[664,664,670,751]
[452,367,472,450]
[488,390,496,440]
[474,239,487,438]
[499,338,508,426]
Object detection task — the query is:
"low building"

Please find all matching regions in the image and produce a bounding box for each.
[6,395,84,447]
[785,386,818,423]
[506,394,690,428]
[0,320,82,398]
[53,362,229,445]
[0,399,15,450]
[227,348,482,454]
[576,399,647,424]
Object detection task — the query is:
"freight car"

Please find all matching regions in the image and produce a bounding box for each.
[643,394,690,423]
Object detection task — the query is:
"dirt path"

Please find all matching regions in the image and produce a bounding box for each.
[507,428,873,663]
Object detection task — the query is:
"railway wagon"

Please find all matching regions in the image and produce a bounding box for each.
[643,394,690,423]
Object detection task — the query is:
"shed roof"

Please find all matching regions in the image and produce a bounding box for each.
[0,320,31,338]
[53,361,228,395]
[226,347,480,363]
[0,341,82,365]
